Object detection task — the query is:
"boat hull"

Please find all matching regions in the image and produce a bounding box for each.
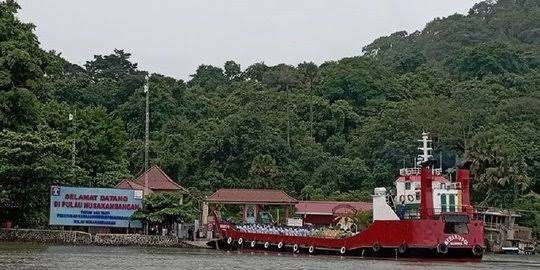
[216,219,485,259]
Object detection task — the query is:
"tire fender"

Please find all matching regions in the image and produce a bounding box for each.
[437,243,448,254]
[372,243,381,253]
[398,243,407,254]
[472,245,483,257]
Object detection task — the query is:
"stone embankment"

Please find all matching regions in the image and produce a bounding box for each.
[0,228,92,244]
[93,233,186,247]
[0,229,191,247]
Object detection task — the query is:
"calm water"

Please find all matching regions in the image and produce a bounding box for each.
[0,243,539,270]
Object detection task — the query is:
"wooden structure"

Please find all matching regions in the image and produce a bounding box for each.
[205,189,298,224]
[476,209,536,253]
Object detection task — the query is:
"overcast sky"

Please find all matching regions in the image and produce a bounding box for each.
[17,0,481,80]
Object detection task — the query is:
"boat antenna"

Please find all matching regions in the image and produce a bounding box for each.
[417,132,432,167]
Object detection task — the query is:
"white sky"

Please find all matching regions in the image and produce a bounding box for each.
[17,0,481,80]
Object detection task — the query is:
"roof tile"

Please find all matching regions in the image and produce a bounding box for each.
[116,165,187,192]
[207,189,297,204]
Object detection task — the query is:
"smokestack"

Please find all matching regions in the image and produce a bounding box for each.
[457,161,473,215]
[420,160,434,219]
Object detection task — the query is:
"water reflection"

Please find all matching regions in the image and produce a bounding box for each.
[0,243,538,270]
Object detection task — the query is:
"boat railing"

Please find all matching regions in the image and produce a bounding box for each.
[401,207,471,220]
[435,182,462,190]
[399,168,443,176]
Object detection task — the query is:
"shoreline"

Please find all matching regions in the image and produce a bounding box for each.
[0,228,207,248]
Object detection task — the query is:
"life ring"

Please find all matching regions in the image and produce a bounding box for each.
[407,194,415,202]
[437,243,448,254]
[226,237,232,245]
[472,245,483,257]
[399,195,406,202]
[308,246,315,254]
[293,244,299,252]
[250,241,256,248]
[340,247,346,254]
[264,242,269,249]
[372,243,381,253]
[237,238,243,245]
[277,242,283,249]
[398,243,407,254]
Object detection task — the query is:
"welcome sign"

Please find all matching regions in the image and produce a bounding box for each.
[49,186,143,228]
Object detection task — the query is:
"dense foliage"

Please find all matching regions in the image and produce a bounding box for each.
[132,193,197,224]
[0,0,538,232]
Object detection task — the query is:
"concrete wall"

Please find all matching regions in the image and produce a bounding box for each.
[0,229,189,247]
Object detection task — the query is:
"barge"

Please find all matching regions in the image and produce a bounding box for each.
[211,133,485,259]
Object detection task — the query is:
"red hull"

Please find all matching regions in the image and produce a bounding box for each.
[218,218,484,258]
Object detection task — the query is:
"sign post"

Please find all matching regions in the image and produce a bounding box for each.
[49,186,143,228]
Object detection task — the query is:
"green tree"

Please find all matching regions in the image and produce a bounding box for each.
[224,60,241,80]
[468,125,532,205]
[0,128,84,227]
[132,192,197,224]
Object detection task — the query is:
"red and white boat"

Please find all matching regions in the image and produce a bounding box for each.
[212,133,485,259]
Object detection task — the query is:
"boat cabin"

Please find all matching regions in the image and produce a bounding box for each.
[394,133,466,218]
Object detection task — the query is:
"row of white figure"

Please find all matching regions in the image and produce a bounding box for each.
[236,224,316,236]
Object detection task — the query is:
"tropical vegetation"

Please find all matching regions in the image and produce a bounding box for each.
[0,0,538,234]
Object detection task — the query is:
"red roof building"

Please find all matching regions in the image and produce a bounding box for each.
[205,189,298,225]
[116,179,146,190]
[206,189,298,205]
[115,165,187,193]
[295,201,372,226]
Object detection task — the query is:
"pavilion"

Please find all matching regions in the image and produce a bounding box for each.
[204,189,298,225]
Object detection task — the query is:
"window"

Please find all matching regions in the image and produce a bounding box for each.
[444,222,469,234]
[405,182,411,190]
[440,194,447,212]
[448,194,456,212]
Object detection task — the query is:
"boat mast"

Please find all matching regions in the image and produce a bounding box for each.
[419,132,435,219]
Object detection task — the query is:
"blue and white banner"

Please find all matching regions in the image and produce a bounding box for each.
[49,186,143,228]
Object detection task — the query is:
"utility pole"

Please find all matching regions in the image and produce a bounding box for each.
[143,75,150,195]
[69,111,76,170]
[286,84,290,148]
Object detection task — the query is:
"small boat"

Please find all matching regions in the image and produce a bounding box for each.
[211,133,485,259]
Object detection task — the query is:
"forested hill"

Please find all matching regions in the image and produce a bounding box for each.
[0,0,539,231]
